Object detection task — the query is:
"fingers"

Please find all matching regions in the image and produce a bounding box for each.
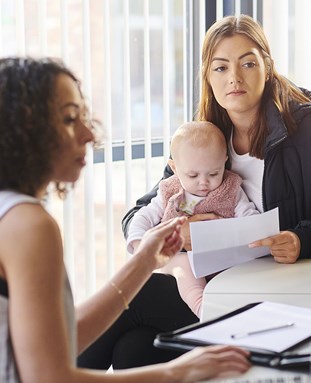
[168,344,252,382]
[208,347,251,373]
[249,231,293,248]
[150,217,186,258]
[150,216,187,235]
[169,345,251,382]
[163,229,185,256]
[180,219,192,251]
[249,236,287,248]
[249,231,300,263]
[140,217,185,251]
[180,214,222,251]
[205,344,250,357]
[193,346,251,376]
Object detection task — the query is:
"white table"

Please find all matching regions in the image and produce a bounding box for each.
[200,256,311,382]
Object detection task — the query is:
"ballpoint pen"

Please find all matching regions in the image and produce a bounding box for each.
[231,322,295,339]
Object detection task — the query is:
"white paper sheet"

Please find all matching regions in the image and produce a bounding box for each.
[179,301,311,353]
[187,208,279,278]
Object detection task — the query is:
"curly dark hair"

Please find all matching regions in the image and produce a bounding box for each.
[0,57,82,196]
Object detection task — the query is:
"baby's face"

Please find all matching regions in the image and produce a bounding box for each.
[173,142,227,197]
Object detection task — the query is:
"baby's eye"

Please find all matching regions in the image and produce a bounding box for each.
[210,173,218,177]
[188,174,197,178]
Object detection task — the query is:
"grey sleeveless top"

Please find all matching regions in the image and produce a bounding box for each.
[0,191,76,383]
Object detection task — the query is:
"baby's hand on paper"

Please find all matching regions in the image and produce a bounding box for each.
[249,231,300,263]
[180,213,222,251]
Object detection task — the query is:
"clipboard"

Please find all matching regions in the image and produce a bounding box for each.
[154,302,311,370]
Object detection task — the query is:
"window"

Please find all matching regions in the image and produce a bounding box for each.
[1,0,310,302]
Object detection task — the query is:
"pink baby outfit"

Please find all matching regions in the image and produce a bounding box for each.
[126,169,258,319]
[159,169,242,222]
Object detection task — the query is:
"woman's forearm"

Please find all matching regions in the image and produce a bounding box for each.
[76,249,156,353]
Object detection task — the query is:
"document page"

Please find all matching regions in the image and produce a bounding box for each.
[179,301,311,353]
[187,208,279,278]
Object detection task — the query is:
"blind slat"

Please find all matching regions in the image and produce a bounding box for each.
[144,0,152,192]
[82,0,96,296]
[123,0,133,212]
[103,0,114,277]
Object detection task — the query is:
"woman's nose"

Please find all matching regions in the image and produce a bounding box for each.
[79,120,95,144]
[229,68,243,85]
[230,78,242,84]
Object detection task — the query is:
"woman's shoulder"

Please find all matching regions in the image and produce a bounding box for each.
[0,191,54,225]
[0,192,59,252]
[298,86,311,100]
[290,86,311,122]
[0,191,40,218]
[292,102,311,124]
[0,192,62,285]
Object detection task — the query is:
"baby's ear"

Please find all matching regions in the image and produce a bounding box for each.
[168,158,176,173]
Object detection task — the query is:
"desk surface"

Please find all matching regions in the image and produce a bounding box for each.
[202,256,311,321]
[200,256,311,382]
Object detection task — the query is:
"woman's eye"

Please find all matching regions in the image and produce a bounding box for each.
[64,116,77,125]
[213,65,226,72]
[242,61,256,68]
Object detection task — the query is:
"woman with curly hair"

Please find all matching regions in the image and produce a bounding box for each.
[0,57,250,383]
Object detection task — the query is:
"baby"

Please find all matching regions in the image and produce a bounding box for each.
[127,121,258,317]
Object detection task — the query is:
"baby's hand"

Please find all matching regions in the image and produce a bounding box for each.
[181,213,222,251]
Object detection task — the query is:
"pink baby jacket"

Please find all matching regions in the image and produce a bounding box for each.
[159,169,242,222]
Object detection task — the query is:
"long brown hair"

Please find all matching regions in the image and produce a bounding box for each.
[196,14,310,159]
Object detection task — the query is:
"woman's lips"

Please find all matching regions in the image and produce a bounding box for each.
[227,90,246,96]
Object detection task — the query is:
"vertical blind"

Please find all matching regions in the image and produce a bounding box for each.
[0,0,310,302]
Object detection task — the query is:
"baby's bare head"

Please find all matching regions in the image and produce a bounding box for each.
[170,121,226,162]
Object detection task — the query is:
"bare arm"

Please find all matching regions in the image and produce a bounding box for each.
[76,217,187,353]
[0,206,250,383]
[1,204,74,383]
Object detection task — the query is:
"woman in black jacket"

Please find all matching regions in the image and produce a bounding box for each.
[78,14,311,370]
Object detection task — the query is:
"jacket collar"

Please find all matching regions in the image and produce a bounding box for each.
[264,100,288,155]
[264,90,311,155]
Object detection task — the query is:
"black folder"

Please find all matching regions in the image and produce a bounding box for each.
[154,302,311,371]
